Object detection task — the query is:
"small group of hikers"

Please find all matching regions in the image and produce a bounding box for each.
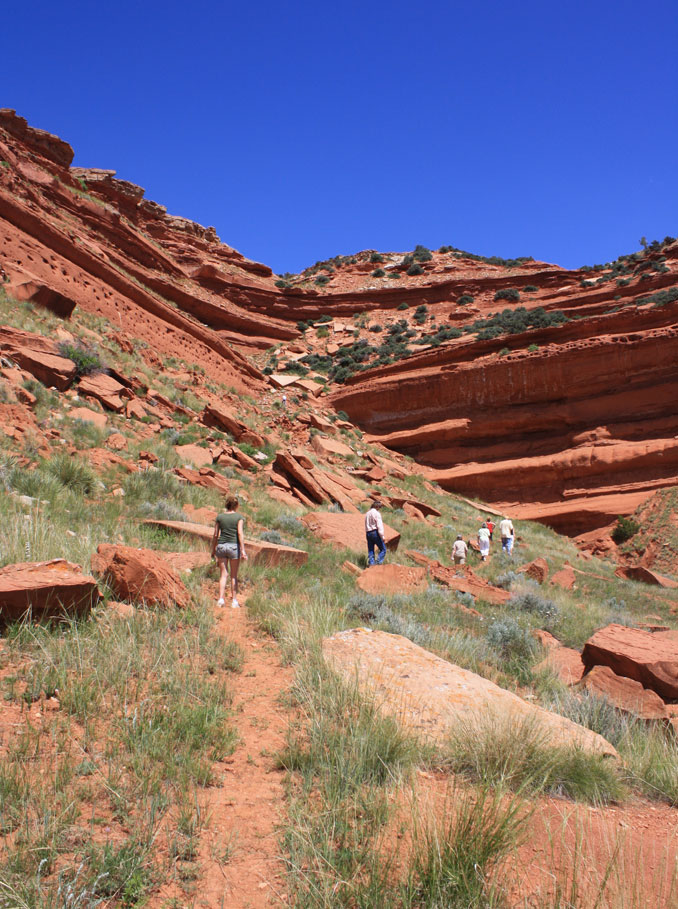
[452,515,514,565]
[209,495,515,606]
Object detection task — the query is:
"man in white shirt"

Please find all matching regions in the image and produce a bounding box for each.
[365,500,386,566]
[500,517,514,555]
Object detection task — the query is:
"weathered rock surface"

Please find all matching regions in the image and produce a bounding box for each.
[615,565,678,589]
[301,511,400,553]
[582,623,678,700]
[174,444,214,468]
[323,628,617,757]
[356,564,427,595]
[550,563,576,590]
[406,550,510,605]
[0,326,76,390]
[518,557,549,584]
[0,559,99,621]
[91,544,190,608]
[78,373,128,411]
[580,665,668,721]
[536,646,585,686]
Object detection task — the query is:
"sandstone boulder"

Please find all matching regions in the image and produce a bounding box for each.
[0,326,76,390]
[311,435,353,458]
[536,646,585,685]
[0,559,99,622]
[275,452,329,505]
[615,565,678,589]
[70,406,107,429]
[582,624,678,700]
[550,563,576,590]
[91,544,190,608]
[301,511,400,553]
[356,564,428,596]
[202,403,265,447]
[174,444,213,468]
[9,279,77,318]
[174,466,230,495]
[385,495,441,518]
[518,558,549,584]
[323,629,616,757]
[141,521,308,566]
[580,665,668,721]
[78,373,129,412]
[406,551,510,605]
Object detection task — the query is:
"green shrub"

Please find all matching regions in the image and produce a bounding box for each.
[369,252,384,263]
[397,302,409,311]
[494,288,520,303]
[275,279,291,289]
[413,244,433,262]
[499,347,510,356]
[611,516,640,544]
[523,285,538,293]
[368,323,383,332]
[45,453,97,495]
[413,304,428,324]
[508,591,560,630]
[371,268,386,277]
[315,275,330,286]
[469,306,568,341]
[527,343,539,352]
[457,294,474,306]
[296,320,308,332]
[407,264,424,276]
[57,341,102,377]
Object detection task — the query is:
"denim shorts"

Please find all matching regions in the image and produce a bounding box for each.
[215,543,239,560]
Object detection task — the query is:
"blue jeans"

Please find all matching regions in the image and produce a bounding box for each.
[366,530,386,565]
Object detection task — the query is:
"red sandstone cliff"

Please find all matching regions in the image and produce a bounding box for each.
[1,109,676,537]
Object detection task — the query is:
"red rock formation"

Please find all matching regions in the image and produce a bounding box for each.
[91,544,191,608]
[582,624,678,700]
[0,559,99,621]
[579,665,668,721]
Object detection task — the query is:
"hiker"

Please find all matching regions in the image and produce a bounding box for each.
[282,393,287,410]
[211,495,248,608]
[500,516,515,555]
[451,534,468,565]
[365,500,386,566]
[486,517,495,540]
[477,522,491,561]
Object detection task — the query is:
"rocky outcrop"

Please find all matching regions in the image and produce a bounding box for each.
[582,624,678,700]
[356,564,427,595]
[323,628,617,757]
[580,665,668,721]
[91,544,191,608]
[405,550,510,605]
[0,559,99,621]
[300,511,400,553]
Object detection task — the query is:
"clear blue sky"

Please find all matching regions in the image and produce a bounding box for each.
[4,0,677,274]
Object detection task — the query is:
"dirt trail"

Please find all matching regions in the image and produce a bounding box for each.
[152,593,293,908]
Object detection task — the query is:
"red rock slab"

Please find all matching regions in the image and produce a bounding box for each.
[385,495,442,518]
[615,565,678,589]
[532,629,561,650]
[70,406,107,429]
[293,379,323,397]
[141,521,308,566]
[403,502,427,522]
[228,446,259,472]
[77,373,128,412]
[85,448,134,472]
[182,504,218,524]
[174,443,213,468]
[106,432,128,451]
[323,629,617,758]
[579,665,668,721]
[266,486,305,511]
[405,550,510,606]
[174,466,230,495]
[91,544,191,608]
[311,435,353,458]
[313,471,360,513]
[8,278,77,318]
[202,403,265,447]
[301,511,400,554]
[154,551,212,573]
[126,399,148,420]
[0,326,76,390]
[289,449,315,470]
[517,557,549,584]
[309,413,334,432]
[582,624,678,700]
[0,559,99,622]
[550,563,576,590]
[356,564,427,595]
[536,647,585,685]
[275,452,329,505]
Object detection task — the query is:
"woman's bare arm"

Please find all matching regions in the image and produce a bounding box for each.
[210,521,219,558]
[237,519,247,560]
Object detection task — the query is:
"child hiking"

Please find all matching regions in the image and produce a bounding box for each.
[365,500,387,566]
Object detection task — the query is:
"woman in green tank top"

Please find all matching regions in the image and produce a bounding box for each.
[210,496,248,607]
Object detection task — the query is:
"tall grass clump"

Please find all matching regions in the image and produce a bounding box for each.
[444,713,624,805]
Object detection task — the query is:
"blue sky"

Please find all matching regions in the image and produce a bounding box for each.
[4,0,677,274]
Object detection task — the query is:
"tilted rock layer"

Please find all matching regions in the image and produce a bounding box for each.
[1,109,676,536]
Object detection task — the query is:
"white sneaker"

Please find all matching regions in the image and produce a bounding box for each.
[217,598,225,607]
[231,598,240,609]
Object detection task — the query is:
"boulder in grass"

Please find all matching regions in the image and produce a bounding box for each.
[579,665,668,721]
[582,623,678,700]
[356,564,428,596]
[323,628,617,758]
[91,544,191,608]
[0,559,99,622]
[535,646,585,686]
[301,511,400,553]
[517,557,549,584]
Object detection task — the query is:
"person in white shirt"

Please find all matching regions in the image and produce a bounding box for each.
[365,500,386,566]
[500,517,514,555]
[451,535,468,565]
[477,523,491,561]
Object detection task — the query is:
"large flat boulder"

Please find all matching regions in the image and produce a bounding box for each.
[323,628,617,758]
[301,511,400,553]
[356,564,427,595]
[174,444,214,468]
[274,452,329,505]
[0,559,99,622]
[91,544,191,608]
[536,646,585,685]
[615,565,678,589]
[582,623,678,700]
[141,520,308,566]
[579,665,668,721]
[78,373,128,412]
[174,466,230,494]
[311,435,353,458]
[385,495,441,518]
